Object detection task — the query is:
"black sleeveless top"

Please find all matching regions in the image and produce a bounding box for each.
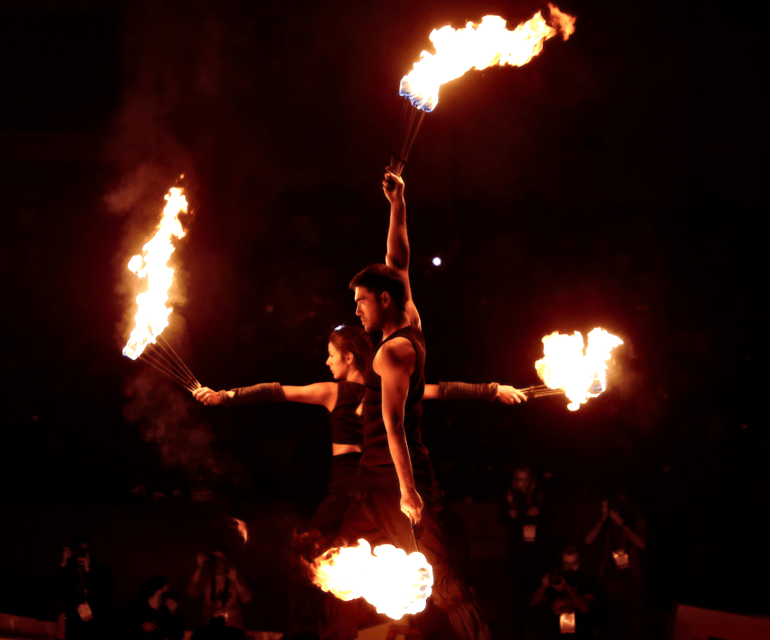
[356,324,432,490]
[330,380,365,446]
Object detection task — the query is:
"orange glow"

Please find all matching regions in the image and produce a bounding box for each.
[535,328,623,411]
[232,518,249,544]
[400,3,576,112]
[123,187,189,360]
[310,539,433,620]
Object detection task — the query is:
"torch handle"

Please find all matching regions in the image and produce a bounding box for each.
[390,99,426,177]
[389,155,407,177]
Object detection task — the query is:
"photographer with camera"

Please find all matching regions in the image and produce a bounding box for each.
[585,490,647,639]
[52,535,114,640]
[498,466,549,638]
[530,546,601,639]
[122,576,184,640]
[188,546,252,640]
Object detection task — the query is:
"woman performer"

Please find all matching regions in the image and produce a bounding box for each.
[193,323,369,540]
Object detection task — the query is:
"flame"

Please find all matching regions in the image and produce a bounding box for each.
[535,328,623,411]
[232,518,249,544]
[400,4,576,112]
[309,539,433,620]
[122,187,189,360]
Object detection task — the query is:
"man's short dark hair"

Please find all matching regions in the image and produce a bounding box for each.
[349,264,406,311]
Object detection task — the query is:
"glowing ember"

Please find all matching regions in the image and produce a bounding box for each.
[232,518,249,544]
[123,187,189,360]
[400,4,576,112]
[535,328,623,411]
[309,539,433,620]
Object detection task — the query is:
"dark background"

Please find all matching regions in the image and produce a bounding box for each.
[0,0,766,635]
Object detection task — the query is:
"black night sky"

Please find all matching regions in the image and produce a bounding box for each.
[1,0,767,635]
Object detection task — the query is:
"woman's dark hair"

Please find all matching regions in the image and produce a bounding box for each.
[329,324,371,374]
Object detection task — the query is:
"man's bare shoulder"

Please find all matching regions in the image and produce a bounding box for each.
[373,336,416,375]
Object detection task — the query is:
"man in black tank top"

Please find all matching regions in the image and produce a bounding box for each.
[322,171,490,640]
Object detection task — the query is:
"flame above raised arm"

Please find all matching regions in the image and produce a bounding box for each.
[400,3,576,112]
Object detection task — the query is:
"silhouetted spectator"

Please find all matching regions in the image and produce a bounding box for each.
[530,546,602,639]
[585,490,647,639]
[188,546,252,640]
[122,576,184,640]
[51,535,113,640]
[499,466,548,638]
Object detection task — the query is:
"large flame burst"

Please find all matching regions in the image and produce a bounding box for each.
[123,187,189,360]
[309,539,433,620]
[400,3,576,112]
[536,328,623,411]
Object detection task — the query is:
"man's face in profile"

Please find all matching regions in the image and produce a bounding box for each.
[354,286,386,333]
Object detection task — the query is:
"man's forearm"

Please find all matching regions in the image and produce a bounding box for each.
[585,519,605,544]
[385,420,416,493]
[386,198,409,270]
[188,569,203,597]
[623,525,646,550]
[235,576,252,603]
[565,585,590,614]
[531,585,547,607]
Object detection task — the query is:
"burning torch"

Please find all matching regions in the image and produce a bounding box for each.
[122,183,200,392]
[525,328,624,410]
[389,4,576,176]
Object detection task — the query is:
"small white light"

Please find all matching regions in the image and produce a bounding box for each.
[432,257,442,267]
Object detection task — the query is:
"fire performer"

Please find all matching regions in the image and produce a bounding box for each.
[326,169,492,640]
[193,324,371,542]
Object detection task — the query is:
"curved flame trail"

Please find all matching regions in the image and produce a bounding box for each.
[400,3,576,112]
[123,187,189,360]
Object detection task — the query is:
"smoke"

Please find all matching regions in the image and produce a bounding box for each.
[105,4,215,476]
[122,368,236,483]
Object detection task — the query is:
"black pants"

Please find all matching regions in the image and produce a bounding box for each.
[323,488,491,640]
[291,453,362,637]
[309,452,362,541]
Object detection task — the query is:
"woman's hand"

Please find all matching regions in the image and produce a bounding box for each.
[193,387,222,406]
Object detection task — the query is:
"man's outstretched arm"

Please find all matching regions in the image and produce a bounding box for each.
[383,168,421,329]
[423,382,528,403]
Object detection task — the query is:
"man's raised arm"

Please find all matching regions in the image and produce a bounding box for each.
[383,169,421,329]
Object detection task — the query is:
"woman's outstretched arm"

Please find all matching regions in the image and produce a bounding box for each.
[194,381,338,413]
